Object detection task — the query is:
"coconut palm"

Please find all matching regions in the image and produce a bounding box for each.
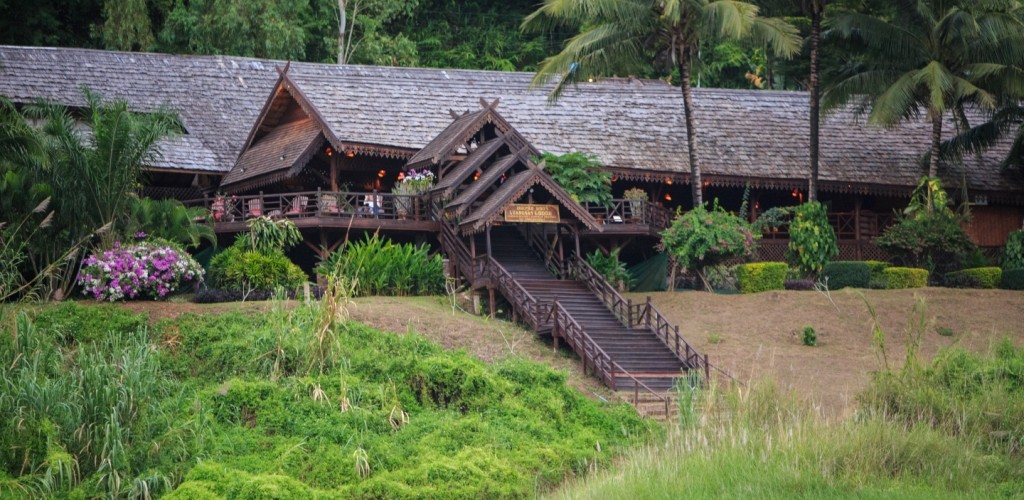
[805,0,829,201]
[824,0,1024,179]
[523,0,800,207]
[944,101,1024,177]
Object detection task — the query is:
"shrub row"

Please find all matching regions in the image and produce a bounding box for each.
[1002,269,1024,290]
[821,260,888,289]
[880,267,929,289]
[944,267,1002,289]
[734,262,787,293]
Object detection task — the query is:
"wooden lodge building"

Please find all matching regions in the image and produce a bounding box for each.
[5,45,1023,395]
[2,45,1023,261]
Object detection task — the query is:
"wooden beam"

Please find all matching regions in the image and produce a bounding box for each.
[330,154,339,191]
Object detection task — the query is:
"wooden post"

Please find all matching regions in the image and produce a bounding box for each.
[488,287,496,319]
[704,353,710,383]
[854,197,863,260]
[627,298,633,327]
[574,225,581,257]
[486,225,492,258]
[330,155,339,192]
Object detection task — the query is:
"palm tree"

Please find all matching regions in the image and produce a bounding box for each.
[523,0,800,207]
[824,0,1024,180]
[805,0,829,202]
[944,101,1024,178]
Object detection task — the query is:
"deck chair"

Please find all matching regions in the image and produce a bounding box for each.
[247,198,262,217]
[287,195,309,216]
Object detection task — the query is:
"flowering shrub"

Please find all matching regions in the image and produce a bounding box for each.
[77,241,204,301]
[396,169,435,194]
[659,201,758,290]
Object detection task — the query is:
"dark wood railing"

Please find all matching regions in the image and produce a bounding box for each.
[547,300,672,415]
[565,254,711,382]
[582,199,672,230]
[191,189,435,223]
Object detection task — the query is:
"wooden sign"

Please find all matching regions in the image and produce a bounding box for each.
[504,204,560,223]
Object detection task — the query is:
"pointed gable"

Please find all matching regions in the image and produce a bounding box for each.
[220,67,340,192]
[406,98,538,170]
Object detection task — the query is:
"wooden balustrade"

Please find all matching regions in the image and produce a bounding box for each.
[582,199,672,230]
[200,189,435,224]
[547,300,672,414]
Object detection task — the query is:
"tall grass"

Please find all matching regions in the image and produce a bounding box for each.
[316,233,444,296]
[551,317,1024,500]
[0,311,204,498]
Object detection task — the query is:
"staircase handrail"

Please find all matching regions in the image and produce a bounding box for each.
[566,253,711,381]
[518,225,565,277]
[484,256,553,331]
[546,300,673,415]
[439,220,477,283]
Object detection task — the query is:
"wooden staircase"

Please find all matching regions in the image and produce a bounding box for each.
[440,222,712,418]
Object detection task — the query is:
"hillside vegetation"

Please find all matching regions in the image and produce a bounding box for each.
[0,301,656,498]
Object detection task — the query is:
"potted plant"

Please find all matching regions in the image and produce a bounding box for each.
[623,187,647,222]
[394,169,435,218]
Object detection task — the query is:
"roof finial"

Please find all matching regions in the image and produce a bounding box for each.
[275,61,291,76]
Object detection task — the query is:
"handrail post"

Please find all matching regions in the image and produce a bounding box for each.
[627,298,633,327]
[704,353,710,383]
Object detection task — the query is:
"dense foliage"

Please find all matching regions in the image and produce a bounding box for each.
[659,202,758,290]
[876,179,976,275]
[822,261,871,289]
[316,233,444,296]
[539,152,612,207]
[122,197,215,250]
[880,267,929,289]
[77,240,205,301]
[944,267,1002,289]
[207,246,307,293]
[786,201,837,275]
[733,262,787,293]
[0,302,656,497]
[0,93,180,300]
[586,248,631,291]
[1003,229,1024,271]
[1001,269,1024,290]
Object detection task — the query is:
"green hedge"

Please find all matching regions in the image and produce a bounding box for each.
[822,261,869,289]
[208,246,307,291]
[945,267,1002,289]
[881,267,929,289]
[734,262,788,294]
[1001,269,1024,290]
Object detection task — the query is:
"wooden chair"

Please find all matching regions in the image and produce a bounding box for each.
[247,198,262,217]
[287,195,309,216]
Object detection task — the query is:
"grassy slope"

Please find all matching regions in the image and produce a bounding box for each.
[0,301,655,498]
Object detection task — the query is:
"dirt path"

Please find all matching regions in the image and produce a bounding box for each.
[630,288,1024,418]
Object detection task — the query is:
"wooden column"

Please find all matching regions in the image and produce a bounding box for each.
[486,224,492,258]
[488,287,496,319]
[330,155,339,192]
[574,225,581,257]
[854,196,863,260]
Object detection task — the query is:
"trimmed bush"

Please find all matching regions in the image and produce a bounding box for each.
[1001,269,1024,290]
[784,279,816,290]
[881,267,929,289]
[944,267,1002,289]
[821,261,870,289]
[1002,229,1024,271]
[786,201,838,275]
[734,262,787,294]
[865,260,889,288]
[208,246,307,292]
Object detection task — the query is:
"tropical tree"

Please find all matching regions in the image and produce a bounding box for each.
[1,90,178,300]
[824,0,1024,180]
[523,0,800,207]
[944,101,1024,179]
[805,0,829,201]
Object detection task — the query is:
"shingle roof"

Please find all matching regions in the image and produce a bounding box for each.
[220,118,322,189]
[1,45,1018,195]
[0,46,278,172]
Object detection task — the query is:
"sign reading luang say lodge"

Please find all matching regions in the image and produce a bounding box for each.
[504,204,560,223]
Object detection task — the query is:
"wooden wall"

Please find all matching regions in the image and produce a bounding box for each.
[965,206,1024,247]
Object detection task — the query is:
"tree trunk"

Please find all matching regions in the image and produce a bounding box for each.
[929,112,942,178]
[808,5,822,202]
[928,112,943,212]
[678,53,703,207]
[337,0,347,64]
